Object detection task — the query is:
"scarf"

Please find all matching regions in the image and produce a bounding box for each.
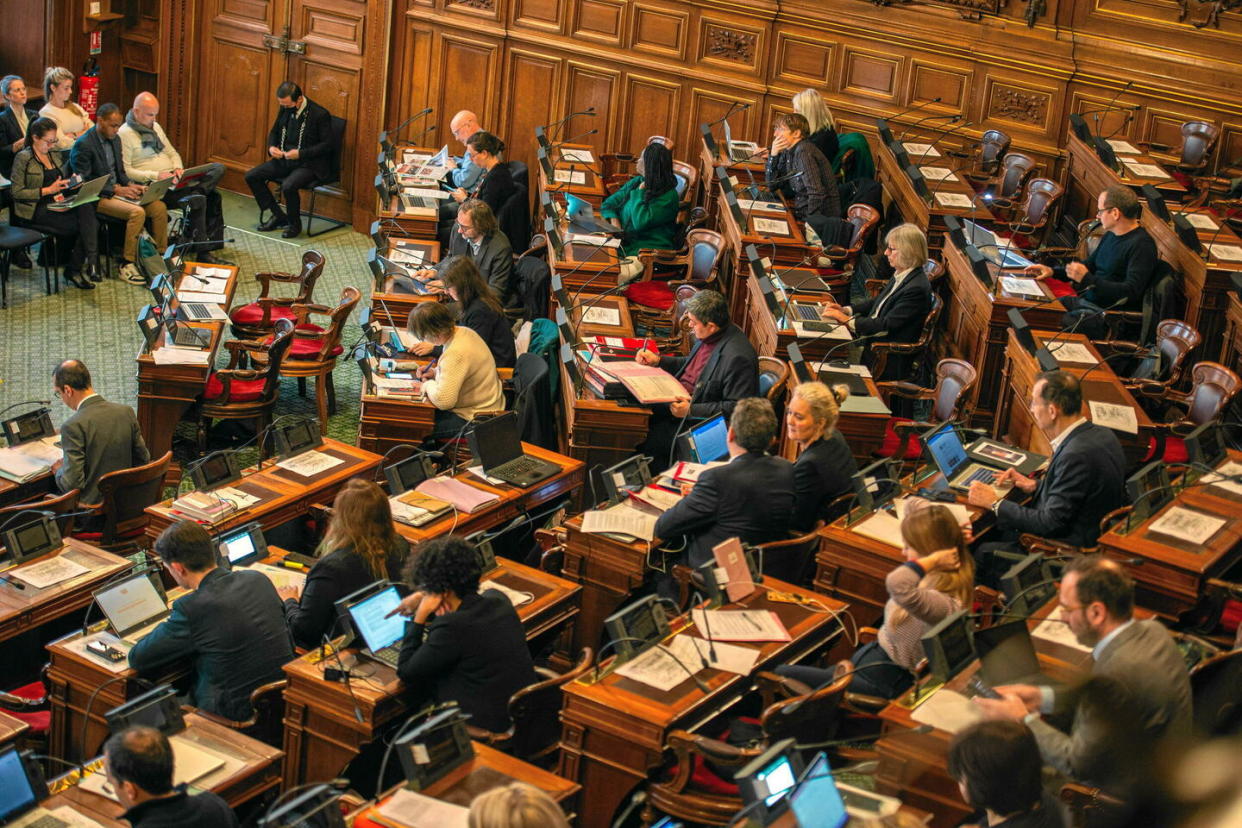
[124,110,163,153]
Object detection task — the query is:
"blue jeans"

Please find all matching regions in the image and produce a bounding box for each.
[776,640,913,699]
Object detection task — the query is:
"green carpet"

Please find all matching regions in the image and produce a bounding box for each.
[1,191,374,471]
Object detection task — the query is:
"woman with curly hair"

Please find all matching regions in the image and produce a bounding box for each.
[278,479,409,649]
[392,536,537,732]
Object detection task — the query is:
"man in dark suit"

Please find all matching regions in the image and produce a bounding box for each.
[71,102,169,284]
[1,74,40,269]
[636,289,760,466]
[52,360,149,505]
[967,370,1127,587]
[104,726,238,828]
[654,397,796,584]
[244,81,334,239]
[129,521,294,721]
[976,556,1191,792]
[397,200,514,305]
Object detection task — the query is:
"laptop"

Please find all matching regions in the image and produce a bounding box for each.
[973,620,1054,688]
[786,753,848,828]
[467,413,561,487]
[115,175,174,206]
[564,193,622,236]
[46,174,109,212]
[158,275,228,322]
[680,414,729,463]
[174,163,217,189]
[773,268,832,294]
[93,571,170,645]
[959,219,1034,269]
[921,422,1016,494]
[0,744,101,828]
[721,119,760,163]
[342,582,406,668]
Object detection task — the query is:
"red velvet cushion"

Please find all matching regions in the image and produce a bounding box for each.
[2,681,50,732]
[625,280,675,311]
[1144,435,1188,464]
[688,753,741,796]
[1221,599,1242,634]
[264,324,343,359]
[1170,170,1194,190]
[1044,277,1076,299]
[204,372,267,402]
[228,303,297,326]
[877,417,922,460]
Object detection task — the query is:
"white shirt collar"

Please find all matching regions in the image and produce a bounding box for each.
[295,97,308,118]
[1048,417,1088,454]
[1093,618,1135,660]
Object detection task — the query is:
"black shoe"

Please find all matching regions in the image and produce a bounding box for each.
[257,213,288,232]
[65,271,95,290]
[86,260,103,282]
[281,223,303,239]
[13,250,32,269]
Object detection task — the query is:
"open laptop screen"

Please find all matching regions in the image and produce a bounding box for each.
[688,415,728,463]
[791,753,848,828]
[924,423,969,479]
[346,585,405,654]
[471,414,523,471]
[95,572,166,635]
[0,745,38,822]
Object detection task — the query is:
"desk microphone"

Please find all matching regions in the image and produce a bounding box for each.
[322,634,365,724]
[570,273,642,345]
[566,243,623,305]
[0,399,51,417]
[821,329,887,362]
[692,591,718,666]
[797,720,933,750]
[705,100,751,129]
[549,128,599,154]
[876,97,942,144]
[916,119,977,166]
[593,635,711,693]
[540,107,596,143]
[1039,296,1127,356]
[410,122,436,147]
[898,112,960,143]
[379,107,432,149]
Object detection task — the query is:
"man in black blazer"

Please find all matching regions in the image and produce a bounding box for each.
[244,81,334,239]
[71,102,169,283]
[636,289,760,466]
[398,200,514,305]
[654,398,796,588]
[1,74,42,268]
[104,727,238,828]
[52,360,149,506]
[129,521,294,722]
[967,370,1127,587]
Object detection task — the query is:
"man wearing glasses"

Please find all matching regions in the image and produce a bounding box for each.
[1025,184,1159,339]
[973,555,1191,791]
[400,199,513,305]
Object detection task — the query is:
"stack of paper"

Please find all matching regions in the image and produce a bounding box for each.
[581,503,658,541]
[910,689,984,733]
[627,485,682,512]
[415,477,500,513]
[565,232,620,248]
[0,445,55,483]
[374,787,470,828]
[153,348,211,366]
[276,450,346,476]
[250,563,307,592]
[851,510,904,548]
[483,580,532,607]
[691,609,790,642]
[10,556,88,588]
[590,361,686,404]
[170,491,237,522]
[1147,506,1226,544]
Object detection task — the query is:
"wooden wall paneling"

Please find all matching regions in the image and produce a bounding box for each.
[981,72,1060,144]
[690,88,762,148]
[511,0,566,34]
[907,58,971,118]
[630,2,690,62]
[159,0,200,150]
[769,28,837,89]
[564,61,618,159]
[619,72,681,155]
[443,0,504,25]
[501,47,563,180]
[840,46,905,105]
[696,14,766,77]
[388,20,437,144]
[436,31,503,138]
[572,0,627,46]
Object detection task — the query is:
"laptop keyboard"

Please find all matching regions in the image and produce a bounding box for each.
[497,456,542,477]
[24,814,70,828]
[746,187,779,202]
[962,467,997,486]
[184,302,209,317]
[795,304,822,321]
[372,645,401,668]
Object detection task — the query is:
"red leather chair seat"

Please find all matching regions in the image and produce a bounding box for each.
[229,303,297,326]
[204,372,267,402]
[625,280,676,311]
[264,324,344,359]
[877,417,922,460]
[3,681,50,734]
[1143,435,1188,464]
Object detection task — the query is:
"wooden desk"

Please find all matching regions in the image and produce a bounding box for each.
[1222,293,1242,372]
[351,742,580,825]
[715,179,810,267]
[538,143,606,207]
[557,360,651,511]
[739,271,850,360]
[570,294,635,339]
[21,788,125,827]
[548,235,623,297]
[369,291,440,329]
[135,261,239,471]
[0,539,130,645]
[875,599,1092,826]
[941,241,1066,427]
[874,132,993,249]
[0,709,28,745]
[997,330,1153,460]
[558,580,848,827]
[358,392,437,457]
[378,143,442,238]
[0,473,55,508]
[1097,460,1242,622]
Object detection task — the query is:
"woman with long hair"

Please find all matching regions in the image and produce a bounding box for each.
[600,140,680,258]
[792,88,839,166]
[278,479,410,649]
[437,255,515,368]
[38,66,93,150]
[786,380,858,530]
[777,503,974,698]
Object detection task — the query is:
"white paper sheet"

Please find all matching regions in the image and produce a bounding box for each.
[559,149,595,165]
[911,689,984,734]
[565,232,621,248]
[276,450,346,476]
[691,609,790,642]
[613,635,705,691]
[1122,160,1168,179]
[1087,401,1138,435]
[168,734,227,784]
[1000,276,1044,297]
[1182,213,1218,231]
[852,510,904,548]
[249,563,307,591]
[213,486,260,510]
[934,192,973,208]
[10,555,88,588]
[581,306,621,326]
[63,631,132,673]
[553,169,587,185]
[179,273,229,292]
[376,787,471,828]
[752,217,790,235]
[684,636,761,675]
[1201,460,1242,497]
[919,166,958,182]
[902,143,939,157]
[894,497,971,526]
[581,503,657,541]
[1106,139,1140,154]
[0,447,54,481]
[738,198,785,213]
[1207,243,1242,262]
[1047,342,1097,364]
[191,266,232,278]
[153,348,211,366]
[177,290,228,304]
[482,580,533,607]
[1147,506,1227,544]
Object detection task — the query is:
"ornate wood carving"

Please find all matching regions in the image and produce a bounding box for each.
[705,25,756,63]
[989,85,1048,126]
[452,0,496,10]
[925,0,1002,14]
[1179,0,1242,28]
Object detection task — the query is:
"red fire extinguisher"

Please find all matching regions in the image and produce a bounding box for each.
[78,58,100,120]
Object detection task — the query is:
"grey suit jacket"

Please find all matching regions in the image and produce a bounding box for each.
[437,229,513,305]
[1027,619,1192,789]
[55,395,150,504]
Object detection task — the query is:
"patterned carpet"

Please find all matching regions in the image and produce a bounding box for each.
[0,191,373,469]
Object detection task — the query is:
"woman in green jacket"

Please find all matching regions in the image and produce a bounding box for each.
[600,141,679,259]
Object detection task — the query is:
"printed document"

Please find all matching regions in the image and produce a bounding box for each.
[276,450,345,476]
[250,563,307,592]
[1183,213,1218,231]
[1201,461,1242,497]
[919,166,958,181]
[1106,139,1140,154]
[902,143,939,157]
[1047,342,1097,364]
[911,689,984,733]
[580,306,621,326]
[1207,244,1242,262]
[752,217,789,235]
[554,169,587,185]
[1148,506,1226,545]
[1122,160,1168,179]
[1000,276,1043,298]
[852,510,903,548]
[1087,401,1138,434]
[613,635,705,692]
[691,609,790,642]
[376,787,470,828]
[934,192,973,208]
[559,149,595,165]
[581,503,658,541]
[11,555,89,588]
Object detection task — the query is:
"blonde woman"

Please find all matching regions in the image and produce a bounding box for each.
[793,88,839,165]
[39,67,93,150]
[468,782,569,828]
[820,222,932,379]
[786,381,857,530]
[777,504,974,698]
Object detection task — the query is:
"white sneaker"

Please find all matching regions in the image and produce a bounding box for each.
[120,263,146,285]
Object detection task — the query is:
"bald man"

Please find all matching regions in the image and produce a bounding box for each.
[118,92,226,257]
[446,110,485,190]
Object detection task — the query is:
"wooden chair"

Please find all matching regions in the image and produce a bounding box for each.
[751,522,825,587]
[644,730,761,827]
[820,204,880,274]
[0,664,52,751]
[466,647,594,766]
[869,292,943,381]
[259,286,361,430]
[963,129,1012,182]
[196,679,287,747]
[197,319,296,455]
[1008,178,1064,242]
[757,356,790,407]
[73,452,173,552]
[757,664,853,747]
[1189,639,1242,737]
[1059,782,1125,828]
[1138,120,1220,175]
[1144,361,1242,464]
[987,152,1037,215]
[629,232,722,337]
[672,159,698,209]
[874,357,979,464]
[0,489,82,538]
[1100,319,1200,401]
[227,250,325,340]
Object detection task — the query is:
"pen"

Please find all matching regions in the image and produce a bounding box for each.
[0,575,26,590]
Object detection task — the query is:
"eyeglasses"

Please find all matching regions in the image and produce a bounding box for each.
[53,389,62,399]
[1058,601,1085,614]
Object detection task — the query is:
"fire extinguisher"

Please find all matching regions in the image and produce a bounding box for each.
[78,58,100,120]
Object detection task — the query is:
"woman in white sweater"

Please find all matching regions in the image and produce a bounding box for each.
[407,301,505,437]
[39,67,93,150]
